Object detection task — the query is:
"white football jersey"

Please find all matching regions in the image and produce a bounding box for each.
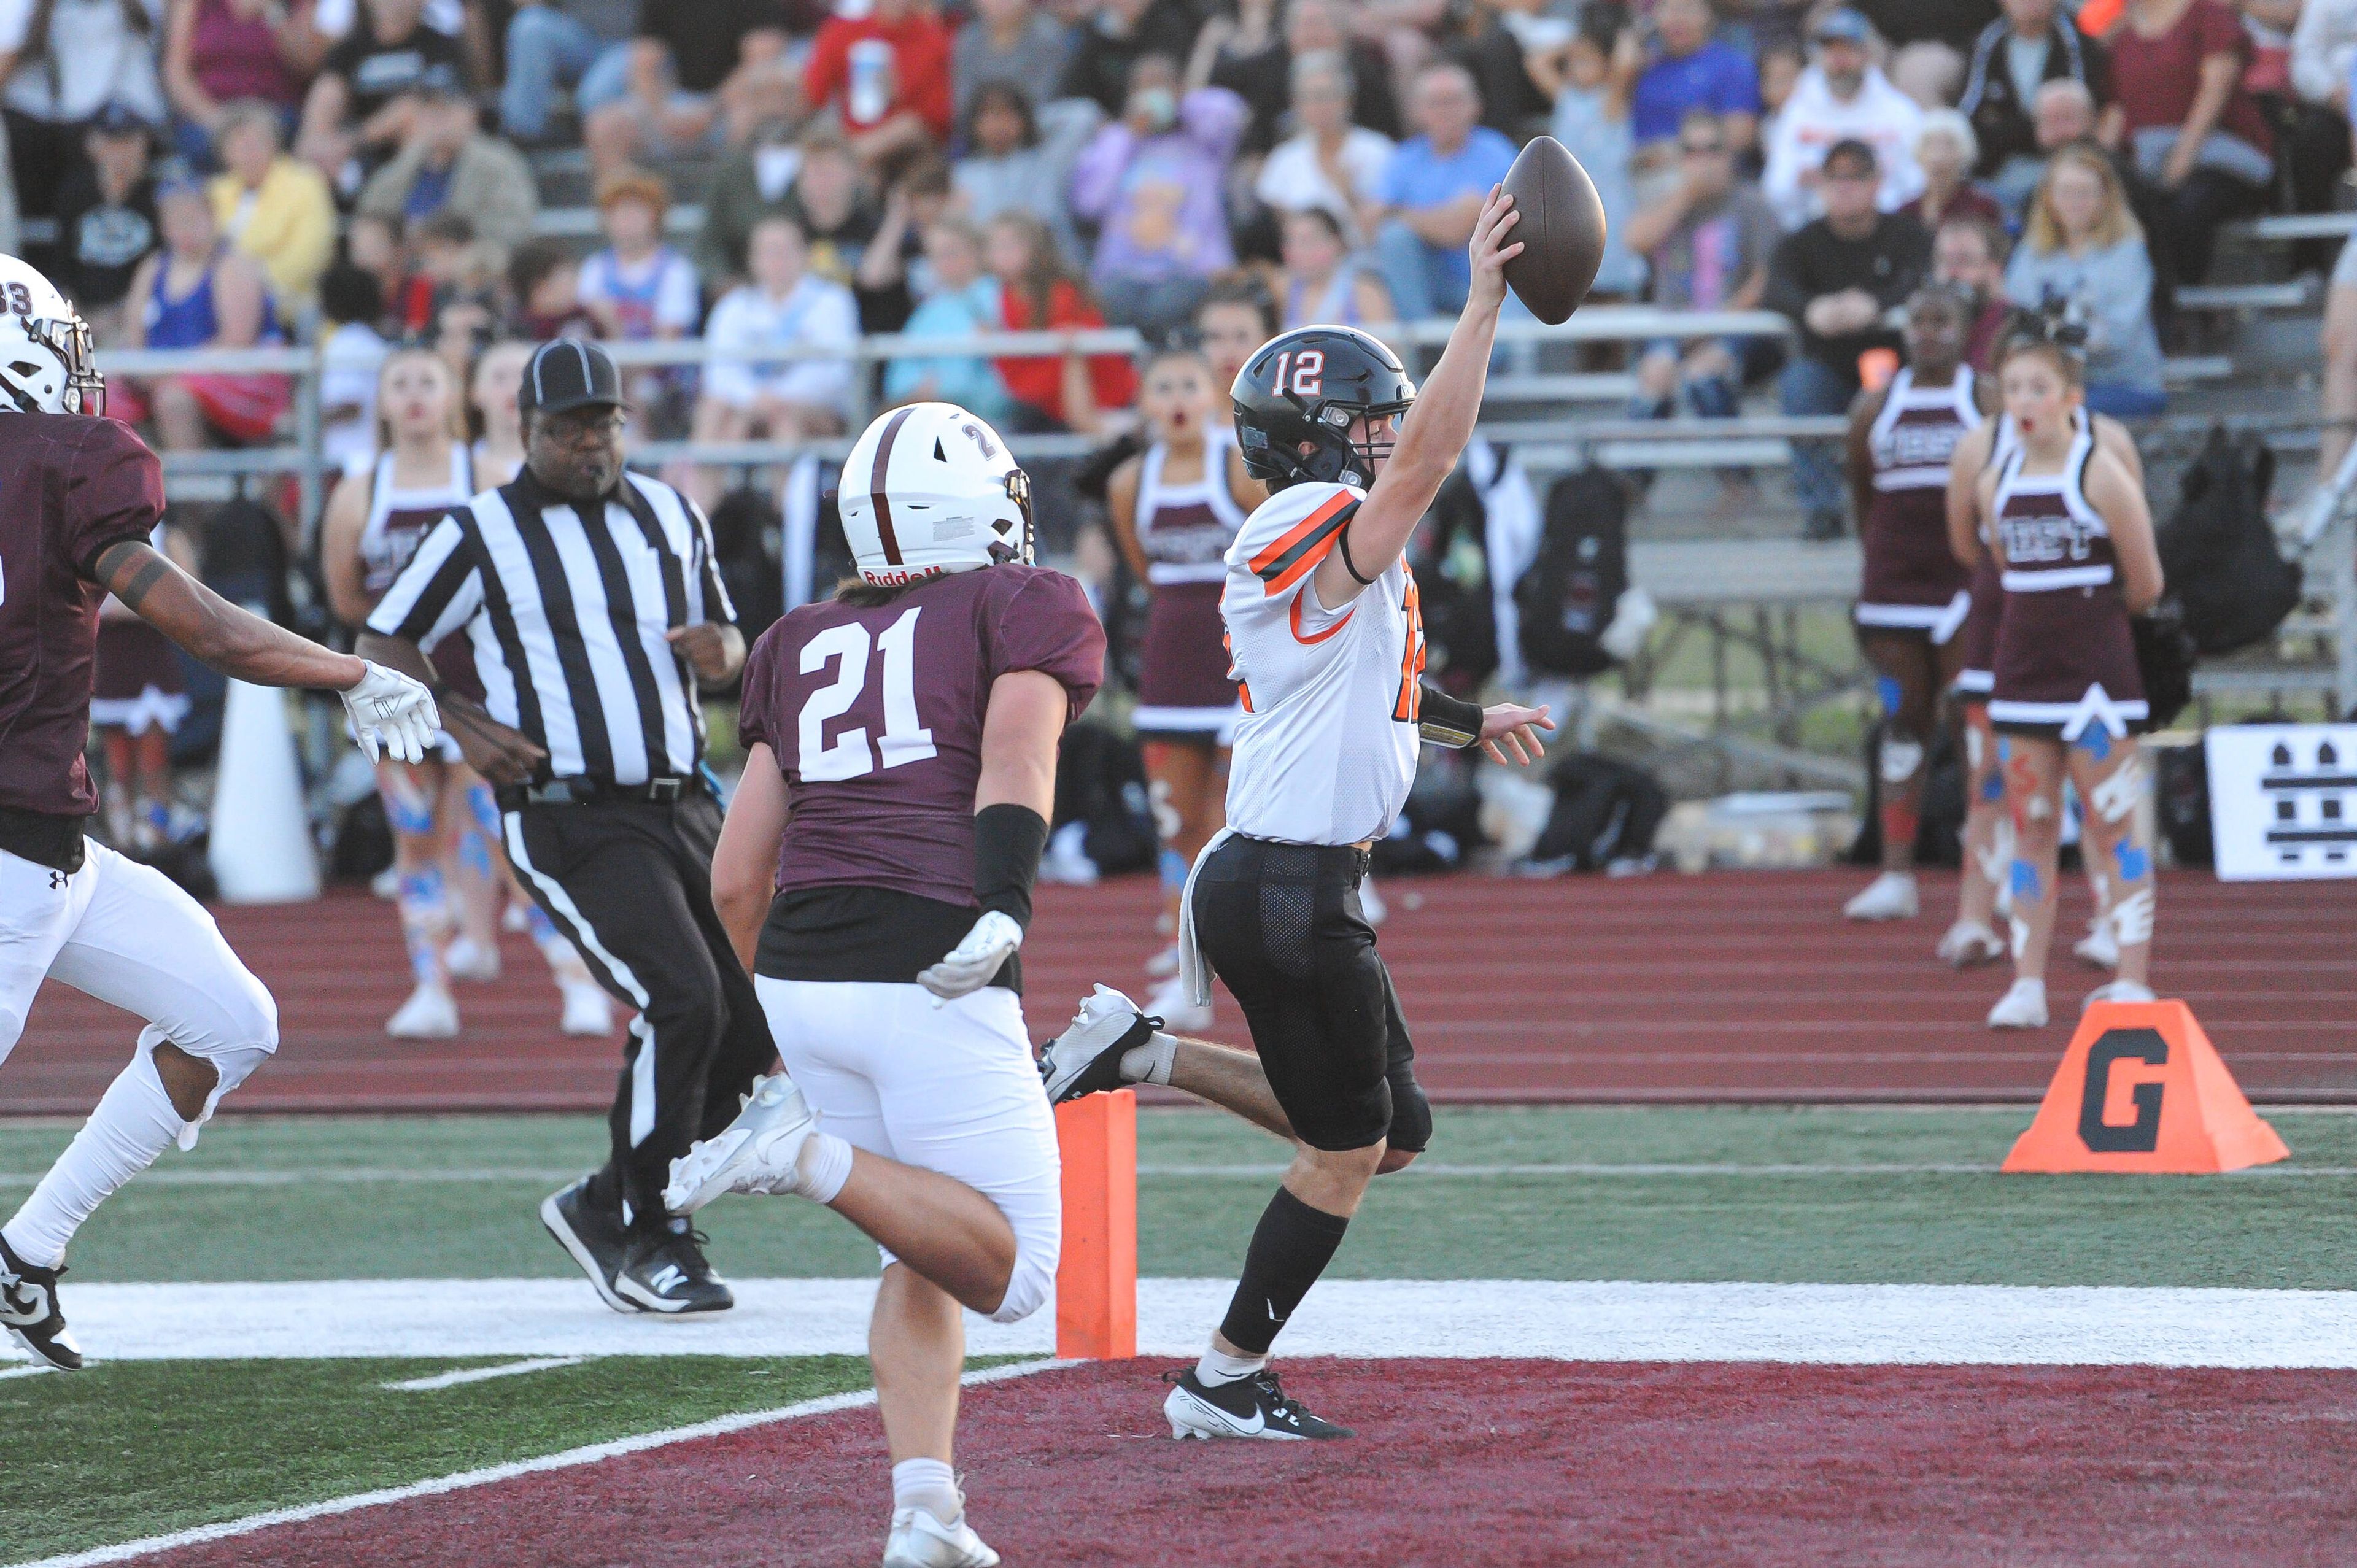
[1220,482,1426,846]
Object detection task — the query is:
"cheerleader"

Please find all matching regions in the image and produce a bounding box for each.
[1973,326,2164,1029]
[1842,286,1981,922]
[470,339,533,484]
[1105,347,1260,1028]
[1941,346,2145,970]
[320,347,611,1040]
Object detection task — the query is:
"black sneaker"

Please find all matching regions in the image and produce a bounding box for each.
[541,1174,640,1316]
[1163,1367,1352,1440]
[1038,985,1162,1105]
[0,1233,82,1370]
[615,1220,734,1315]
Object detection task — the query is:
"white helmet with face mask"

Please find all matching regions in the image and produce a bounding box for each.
[0,255,103,417]
[837,402,1034,587]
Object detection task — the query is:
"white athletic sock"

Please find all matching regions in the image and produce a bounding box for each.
[1120,1029,1178,1087]
[797,1130,854,1204]
[2,1051,187,1269]
[1194,1345,1267,1388]
[891,1457,961,1523]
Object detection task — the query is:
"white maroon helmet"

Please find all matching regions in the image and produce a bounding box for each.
[0,255,102,417]
[838,402,1034,587]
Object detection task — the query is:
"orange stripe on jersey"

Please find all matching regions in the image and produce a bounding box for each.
[1288,589,1354,645]
[1223,629,1253,712]
[1250,492,1358,597]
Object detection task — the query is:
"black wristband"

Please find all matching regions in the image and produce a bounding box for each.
[1415,684,1484,749]
[1336,524,1377,585]
[973,803,1048,930]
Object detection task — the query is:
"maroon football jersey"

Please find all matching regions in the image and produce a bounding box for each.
[738,563,1105,908]
[0,415,168,819]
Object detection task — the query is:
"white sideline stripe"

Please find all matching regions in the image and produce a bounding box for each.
[380,1356,587,1391]
[12,1279,2357,1370]
[4,1357,1070,1568]
[0,1362,53,1380]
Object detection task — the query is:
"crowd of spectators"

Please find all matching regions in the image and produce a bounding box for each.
[1,0,2347,538]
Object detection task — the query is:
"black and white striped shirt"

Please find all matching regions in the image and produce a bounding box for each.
[367,469,737,784]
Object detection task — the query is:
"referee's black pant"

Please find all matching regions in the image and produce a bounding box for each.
[502,792,776,1228]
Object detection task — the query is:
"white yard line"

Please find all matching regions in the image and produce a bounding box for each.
[380,1356,587,1391]
[0,1362,53,1380]
[5,1356,1070,1568]
[30,1278,2357,1369]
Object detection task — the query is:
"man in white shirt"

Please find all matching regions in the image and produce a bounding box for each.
[1762,9,1925,229]
[689,214,857,505]
[1253,50,1393,245]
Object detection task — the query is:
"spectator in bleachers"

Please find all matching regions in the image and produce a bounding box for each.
[499,0,635,145]
[691,214,855,501]
[1531,1,1644,299]
[850,154,953,330]
[124,175,288,450]
[1853,0,1995,107]
[1275,206,1392,328]
[582,1,795,179]
[55,102,161,340]
[803,0,953,171]
[985,209,1135,433]
[408,209,498,342]
[317,261,388,472]
[883,215,1016,422]
[357,64,538,259]
[1070,54,1247,334]
[345,208,409,330]
[303,0,477,82]
[1897,110,2003,231]
[1630,0,1763,203]
[1755,37,1805,136]
[1764,136,1930,538]
[1254,52,1392,247]
[953,81,1100,265]
[2005,142,2165,415]
[1285,0,1401,140]
[1186,0,1286,156]
[1442,0,1555,141]
[1625,109,1781,425]
[209,98,336,309]
[783,129,883,292]
[1761,8,1924,229]
[1056,0,1202,121]
[1931,212,2013,369]
[162,0,310,169]
[1957,0,2110,216]
[0,0,167,219]
[579,168,700,342]
[506,234,594,338]
[696,115,805,290]
[2097,0,2272,285]
[296,0,468,192]
[955,0,1070,126]
[1371,60,1517,320]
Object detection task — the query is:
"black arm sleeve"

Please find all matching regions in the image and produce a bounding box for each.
[1415,685,1485,749]
[973,803,1048,930]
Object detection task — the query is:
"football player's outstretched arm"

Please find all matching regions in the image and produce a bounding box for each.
[96,539,439,763]
[1314,185,1521,610]
[711,746,792,972]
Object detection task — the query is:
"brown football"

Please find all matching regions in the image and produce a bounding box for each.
[1498,136,1607,325]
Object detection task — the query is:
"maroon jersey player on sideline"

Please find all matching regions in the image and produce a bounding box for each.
[664,401,1102,1568]
[0,255,437,1370]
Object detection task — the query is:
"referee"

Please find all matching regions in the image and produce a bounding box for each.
[358,339,772,1316]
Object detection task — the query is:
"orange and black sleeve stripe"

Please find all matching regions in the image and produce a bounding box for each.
[1248,492,1358,597]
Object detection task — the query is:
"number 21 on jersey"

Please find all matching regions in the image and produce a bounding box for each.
[798,606,937,781]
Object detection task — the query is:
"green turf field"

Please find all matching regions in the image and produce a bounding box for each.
[5,1104,2353,1563]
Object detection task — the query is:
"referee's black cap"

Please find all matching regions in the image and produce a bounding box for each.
[519,338,626,419]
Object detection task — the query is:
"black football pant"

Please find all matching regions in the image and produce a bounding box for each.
[505,793,776,1229]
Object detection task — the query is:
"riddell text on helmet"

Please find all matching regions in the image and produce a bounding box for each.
[862,565,953,587]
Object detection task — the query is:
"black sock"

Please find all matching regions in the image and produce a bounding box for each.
[1216,1187,1352,1356]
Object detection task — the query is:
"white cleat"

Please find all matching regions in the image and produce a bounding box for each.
[386,983,459,1039]
[1986,978,2049,1030]
[1144,975,1212,1035]
[882,1505,1000,1568]
[2083,978,2156,1012]
[1843,871,1919,921]
[2073,917,2120,970]
[1143,943,1181,979]
[663,1073,816,1215]
[443,937,501,983]
[558,978,613,1037]
[1039,984,1164,1104]
[1935,919,2006,967]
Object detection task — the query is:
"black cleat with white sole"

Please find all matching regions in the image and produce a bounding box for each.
[616,1221,733,1314]
[1164,1367,1352,1440]
[540,1173,640,1315]
[1039,985,1163,1105]
[1,1232,82,1370]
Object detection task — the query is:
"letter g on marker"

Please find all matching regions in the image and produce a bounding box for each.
[2078,1028,2167,1154]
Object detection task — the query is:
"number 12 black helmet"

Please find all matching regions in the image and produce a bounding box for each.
[1231,325,1417,493]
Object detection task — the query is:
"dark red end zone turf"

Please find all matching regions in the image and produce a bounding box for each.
[142,1359,2357,1568]
[9,869,2355,1114]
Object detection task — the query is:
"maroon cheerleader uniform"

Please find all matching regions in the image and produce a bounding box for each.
[1951,408,2023,701]
[1132,431,1248,743]
[1856,365,1978,644]
[1985,422,2147,740]
[358,447,484,756]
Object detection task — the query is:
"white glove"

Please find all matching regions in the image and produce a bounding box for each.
[916,911,1023,1003]
[341,661,440,765]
